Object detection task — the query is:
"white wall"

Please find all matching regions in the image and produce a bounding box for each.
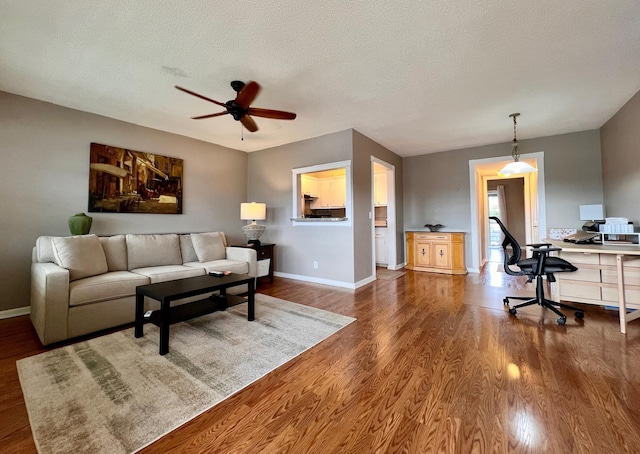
[0,91,248,311]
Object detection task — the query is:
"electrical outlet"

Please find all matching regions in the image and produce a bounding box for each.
[313,261,318,269]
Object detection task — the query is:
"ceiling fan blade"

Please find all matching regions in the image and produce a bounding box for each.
[240,114,259,132]
[175,85,227,108]
[247,107,297,120]
[190,111,229,120]
[234,81,261,108]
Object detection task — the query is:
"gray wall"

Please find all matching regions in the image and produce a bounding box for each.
[247,129,403,285]
[247,130,355,283]
[352,131,404,277]
[601,89,640,224]
[0,91,248,312]
[403,130,604,263]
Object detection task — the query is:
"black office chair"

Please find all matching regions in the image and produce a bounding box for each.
[489,216,584,325]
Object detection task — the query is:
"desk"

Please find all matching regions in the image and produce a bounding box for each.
[548,240,640,333]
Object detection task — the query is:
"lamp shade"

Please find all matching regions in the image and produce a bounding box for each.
[240,202,266,221]
[497,161,537,177]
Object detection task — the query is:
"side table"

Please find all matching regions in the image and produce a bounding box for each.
[232,243,275,283]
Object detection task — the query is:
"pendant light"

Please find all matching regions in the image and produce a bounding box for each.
[497,113,538,176]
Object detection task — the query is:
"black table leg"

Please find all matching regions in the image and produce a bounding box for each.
[248,278,255,321]
[159,298,170,355]
[134,292,144,338]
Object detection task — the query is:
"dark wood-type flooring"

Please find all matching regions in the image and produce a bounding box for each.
[2,266,640,453]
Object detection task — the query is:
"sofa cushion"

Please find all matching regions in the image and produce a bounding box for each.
[131,265,205,283]
[184,259,249,275]
[191,232,226,262]
[51,235,108,281]
[126,234,182,270]
[69,271,150,307]
[99,235,128,271]
[179,234,198,264]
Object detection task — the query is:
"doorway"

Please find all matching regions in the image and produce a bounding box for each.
[486,178,526,266]
[371,157,398,274]
[468,152,546,272]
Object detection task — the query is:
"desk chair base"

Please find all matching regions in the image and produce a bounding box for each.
[503,278,585,325]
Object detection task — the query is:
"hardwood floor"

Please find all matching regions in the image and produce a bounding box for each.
[2,268,640,453]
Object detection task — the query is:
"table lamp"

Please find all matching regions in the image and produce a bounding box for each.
[241,202,266,245]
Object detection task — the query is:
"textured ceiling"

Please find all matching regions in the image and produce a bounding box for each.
[1,1,639,157]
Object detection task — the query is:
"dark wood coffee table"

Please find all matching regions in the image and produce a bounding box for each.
[134,273,255,355]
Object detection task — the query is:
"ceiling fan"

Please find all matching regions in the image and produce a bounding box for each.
[175,81,296,132]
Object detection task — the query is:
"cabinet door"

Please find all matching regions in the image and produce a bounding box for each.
[415,241,431,267]
[311,178,331,208]
[330,175,346,207]
[374,173,387,206]
[432,242,451,268]
[301,174,318,197]
[375,228,387,263]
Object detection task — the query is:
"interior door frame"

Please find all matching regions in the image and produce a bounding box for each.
[371,156,397,273]
[468,152,546,272]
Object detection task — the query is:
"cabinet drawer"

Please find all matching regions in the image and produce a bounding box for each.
[414,233,450,241]
[602,269,640,286]
[565,268,601,282]
[602,286,640,305]
[600,254,640,267]
[257,249,271,260]
[560,282,601,300]
[560,252,600,265]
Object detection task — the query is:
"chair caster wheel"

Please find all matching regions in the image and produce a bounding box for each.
[509,308,517,315]
[503,298,509,306]
[575,311,584,319]
[557,317,566,325]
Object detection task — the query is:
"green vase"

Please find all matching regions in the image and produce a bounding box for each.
[68,213,93,235]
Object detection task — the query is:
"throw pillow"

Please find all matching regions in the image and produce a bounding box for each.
[126,234,182,270]
[51,234,109,281]
[191,232,226,262]
[99,235,128,271]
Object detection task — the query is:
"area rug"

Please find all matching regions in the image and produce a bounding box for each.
[376,268,406,280]
[17,294,355,454]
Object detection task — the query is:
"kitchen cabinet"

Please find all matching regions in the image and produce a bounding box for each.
[310,174,346,208]
[405,231,466,275]
[301,174,318,197]
[374,173,387,206]
[375,227,388,264]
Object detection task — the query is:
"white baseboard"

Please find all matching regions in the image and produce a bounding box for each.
[274,272,377,290]
[389,262,406,271]
[0,306,30,319]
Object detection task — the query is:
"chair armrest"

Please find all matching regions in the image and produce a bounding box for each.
[225,247,258,277]
[527,243,561,254]
[30,262,70,345]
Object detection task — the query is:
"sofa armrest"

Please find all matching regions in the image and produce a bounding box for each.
[226,247,258,277]
[30,262,70,345]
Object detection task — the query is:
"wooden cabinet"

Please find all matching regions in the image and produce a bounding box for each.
[375,227,387,264]
[374,173,387,206]
[405,231,466,275]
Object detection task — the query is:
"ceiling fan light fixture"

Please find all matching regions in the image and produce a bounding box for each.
[497,112,538,176]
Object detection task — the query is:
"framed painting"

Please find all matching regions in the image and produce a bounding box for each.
[88,143,183,214]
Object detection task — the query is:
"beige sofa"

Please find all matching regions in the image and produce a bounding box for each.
[30,232,257,345]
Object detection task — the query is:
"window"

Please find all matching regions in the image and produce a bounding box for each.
[291,160,351,226]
